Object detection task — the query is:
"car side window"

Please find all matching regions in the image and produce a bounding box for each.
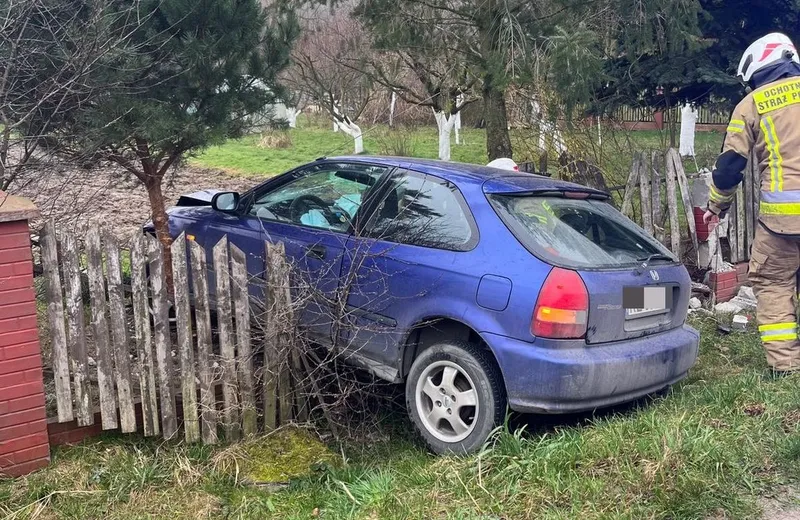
[249,163,388,232]
[366,170,476,251]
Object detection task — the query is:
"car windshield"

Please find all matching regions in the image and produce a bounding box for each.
[489,194,675,269]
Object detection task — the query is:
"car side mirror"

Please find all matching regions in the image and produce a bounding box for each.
[211,192,240,213]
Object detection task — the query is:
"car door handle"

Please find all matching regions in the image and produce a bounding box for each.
[307,244,326,260]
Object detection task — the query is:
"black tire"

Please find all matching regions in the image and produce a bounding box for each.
[406,340,506,454]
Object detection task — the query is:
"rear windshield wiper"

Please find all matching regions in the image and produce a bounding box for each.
[635,253,676,274]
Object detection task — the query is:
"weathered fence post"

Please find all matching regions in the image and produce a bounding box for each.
[664,152,681,257]
[130,233,159,436]
[61,232,92,427]
[638,155,653,235]
[651,151,665,243]
[267,242,297,425]
[263,242,282,430]
[0,192,50,476]
[213,236,241,441]
[171,233,200,443]
[104,232,137,433]
[190,240,217,444]
[86,227,118,430]
[621,152,642,218]
[39,220,73,423]
[147,237,178,439]
[230,244,257,436]
[669,149,699,263]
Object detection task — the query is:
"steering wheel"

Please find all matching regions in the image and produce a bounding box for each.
[289,194,337,224]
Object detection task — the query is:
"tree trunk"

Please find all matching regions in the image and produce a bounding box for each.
[335,119,363,154]
[145,177,174,292]
[286,108,300,128]
[389,91,397,128]
[483,84,512,160]
[353,131,364,154]
[434,111,457,161]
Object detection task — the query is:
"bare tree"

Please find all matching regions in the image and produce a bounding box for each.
[364,26,477,161]
[287,11,373,154]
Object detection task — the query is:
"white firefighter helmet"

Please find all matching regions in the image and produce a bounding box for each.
[738,32,800,83]
[487,157,518,171]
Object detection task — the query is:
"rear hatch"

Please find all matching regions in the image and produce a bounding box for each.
[485,176,689,344]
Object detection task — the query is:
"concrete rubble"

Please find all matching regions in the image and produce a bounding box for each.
[689,297,702,310]
[728,285,757,311]
[732,314,749,330]
[714,300,744,314]
[713,285,757,316]
[738,285,755,301]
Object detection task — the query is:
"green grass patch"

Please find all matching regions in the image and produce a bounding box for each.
[190,118,725,187]
[190,125,489,177]
[5,317,796,519]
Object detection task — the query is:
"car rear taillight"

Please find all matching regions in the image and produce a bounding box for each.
[532,267,589,339]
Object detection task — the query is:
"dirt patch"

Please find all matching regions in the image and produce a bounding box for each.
[13,162,257,238]
[744,403,767,417]
[760,496,800,519]
[783,410,800,433]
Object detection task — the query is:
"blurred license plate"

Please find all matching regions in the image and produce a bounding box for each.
[623,286,670,318]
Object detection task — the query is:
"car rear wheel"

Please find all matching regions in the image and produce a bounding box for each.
[406,341,506,454]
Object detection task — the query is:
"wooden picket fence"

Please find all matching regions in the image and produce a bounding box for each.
[620,148,699,261]
[39,222,307,444]
[619,148,758,264]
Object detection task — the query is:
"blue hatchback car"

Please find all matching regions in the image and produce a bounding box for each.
[148,156,700,453]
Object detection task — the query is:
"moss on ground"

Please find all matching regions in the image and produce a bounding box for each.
[220,427,338,484]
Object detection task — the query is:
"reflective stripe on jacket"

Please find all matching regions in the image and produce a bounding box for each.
[708,76,800,235]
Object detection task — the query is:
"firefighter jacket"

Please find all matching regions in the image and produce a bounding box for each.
[708,75,800,235]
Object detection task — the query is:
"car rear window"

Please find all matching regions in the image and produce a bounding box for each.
[489,194,675,269]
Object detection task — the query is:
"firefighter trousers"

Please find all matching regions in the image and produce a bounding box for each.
[749,223,800,371]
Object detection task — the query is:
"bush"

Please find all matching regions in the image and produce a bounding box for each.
[258,130,293,149]
[375,128,417,157]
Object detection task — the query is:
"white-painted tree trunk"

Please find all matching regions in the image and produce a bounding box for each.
[454,94,463,145]
[434,110,457,161]
[335,119,364,154]
[331,99,363,154]
[286,108,301,128]
[389,91,397,128]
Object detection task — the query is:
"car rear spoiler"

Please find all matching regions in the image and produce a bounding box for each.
[175,189,223,207]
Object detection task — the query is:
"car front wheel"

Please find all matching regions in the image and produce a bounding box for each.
[406,341,506,454]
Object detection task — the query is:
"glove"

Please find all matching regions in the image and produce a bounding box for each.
[703,208,726,224]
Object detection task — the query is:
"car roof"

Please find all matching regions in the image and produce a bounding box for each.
[326,155,609,196]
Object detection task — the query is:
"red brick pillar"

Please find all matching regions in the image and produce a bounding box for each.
[0,192,49,477]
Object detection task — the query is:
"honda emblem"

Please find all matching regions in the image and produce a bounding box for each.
[649,270,660,281]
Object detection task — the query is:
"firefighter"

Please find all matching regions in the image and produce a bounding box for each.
[703,32,800,375]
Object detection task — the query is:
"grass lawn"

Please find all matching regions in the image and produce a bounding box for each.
[190,117,725,187]
[190,125,490,178]
[5,316,800,519]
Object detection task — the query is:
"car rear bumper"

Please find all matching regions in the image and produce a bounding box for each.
[484,325,700,414]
